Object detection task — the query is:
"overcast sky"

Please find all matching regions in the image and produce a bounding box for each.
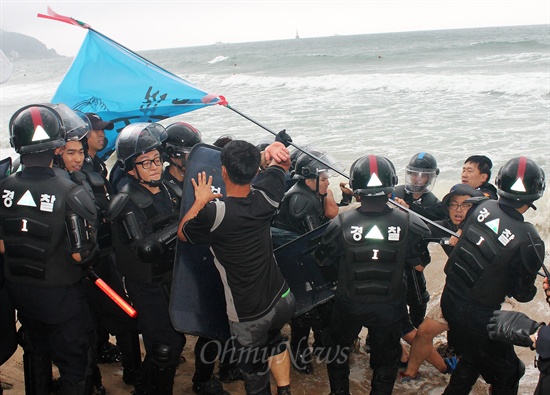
[1,0,549,56]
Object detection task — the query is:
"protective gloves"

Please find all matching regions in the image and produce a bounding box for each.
[275,129,293,147]
[487,310,544,347]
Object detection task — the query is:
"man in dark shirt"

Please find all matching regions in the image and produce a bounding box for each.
[179,140,295,395]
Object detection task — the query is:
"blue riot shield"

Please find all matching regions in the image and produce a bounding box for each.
[273,223,336,316]
[170,144,231,341]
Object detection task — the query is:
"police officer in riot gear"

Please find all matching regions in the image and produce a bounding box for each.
[394,152,443,220]
[441,156,546,394]
[394,152,443,329]
[314,155,431,395]
[106,123,186,395]
[54,108,141,390]
[272,149,341,374]
[273,149,340,236]
[0,104,99,395]
[162,122,202,185]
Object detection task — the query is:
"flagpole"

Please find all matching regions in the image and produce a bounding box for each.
[224,103,349,178]
[38,8,181,80]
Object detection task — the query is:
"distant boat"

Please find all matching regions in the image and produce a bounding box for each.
[295,30,300,39]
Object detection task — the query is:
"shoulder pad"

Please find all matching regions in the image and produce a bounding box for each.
[394,185,406,199]
[105,193,131,222]
[520,235,545,274]
[53,166,71,179]
[66,185,98,222]
[70,170,88,185]
[408,213,431,237]
[288,193,315,219]
[463,196,489,205]
[84,171,105,188]
[422,192,440,205]
[122,181,153,209]
[164,180,183,198]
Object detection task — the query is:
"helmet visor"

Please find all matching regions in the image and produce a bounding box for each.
[405,169,437,193]
[314,152,346,178]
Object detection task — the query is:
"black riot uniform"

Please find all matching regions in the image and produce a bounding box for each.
[315,155,430,395]
[271,149,342,375]
[394,152,443,329]
[0,104,99,395]
[69,156,142,385]
[106,123,185,395]
[441,156,546,395]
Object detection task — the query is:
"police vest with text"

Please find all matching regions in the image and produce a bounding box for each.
[444,200,542,307]
[337,208,409,303]
[0,174,84,286]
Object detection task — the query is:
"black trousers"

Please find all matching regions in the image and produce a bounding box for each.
[10,283,95,390]
[324,299,402,395]
[124,279,186,366]
[441,291,524,395]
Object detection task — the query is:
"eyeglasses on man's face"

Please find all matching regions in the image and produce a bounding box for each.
[134,156,162,170]
[448,202,473,211]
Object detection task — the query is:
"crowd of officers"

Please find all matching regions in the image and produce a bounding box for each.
[0,103,547,395]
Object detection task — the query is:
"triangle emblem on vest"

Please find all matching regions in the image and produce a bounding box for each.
[17,190,37,207]
[510,178,526,192]
[485,218,500,234]
[31,125,50,142]
[367,173,383,187]
[365,225,384,240]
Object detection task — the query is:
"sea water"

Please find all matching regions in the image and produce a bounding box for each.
[1,24,549,394]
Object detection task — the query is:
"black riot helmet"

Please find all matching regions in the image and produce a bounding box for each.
[294,149,344,179]
[163,122,202,158]
[350,155,398,197]
[9,104,67,154]
[495,156,545,203]
[115,123,165,171]
[47,104,92,142]
[405,152,439,193]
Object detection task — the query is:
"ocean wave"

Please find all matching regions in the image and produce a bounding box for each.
[468,39,548,50]
[208,55,228,64]
[216,72,549,97]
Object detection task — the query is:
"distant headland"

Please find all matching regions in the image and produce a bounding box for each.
[0,30,61,60]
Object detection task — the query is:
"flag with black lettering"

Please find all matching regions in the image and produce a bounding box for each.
[42,8,223,160]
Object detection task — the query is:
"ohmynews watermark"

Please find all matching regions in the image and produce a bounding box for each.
[199,337,351,373]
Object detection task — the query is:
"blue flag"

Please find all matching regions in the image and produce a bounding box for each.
[52,30,221,159]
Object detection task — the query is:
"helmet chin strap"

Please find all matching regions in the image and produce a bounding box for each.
[135,166,163,187]
[315,176,327,197]
[140,178,163,187]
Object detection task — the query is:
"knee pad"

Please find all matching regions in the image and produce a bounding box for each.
[151,343,176,369]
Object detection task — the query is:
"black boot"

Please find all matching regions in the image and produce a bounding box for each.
[117,330,142,385]
[192,377,230,395]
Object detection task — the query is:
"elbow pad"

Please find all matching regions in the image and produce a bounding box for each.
[137,237,163,262]
[119,211,144,243]
[66,213,96,253]
[65,213,98,266]
[137,223,179,262]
